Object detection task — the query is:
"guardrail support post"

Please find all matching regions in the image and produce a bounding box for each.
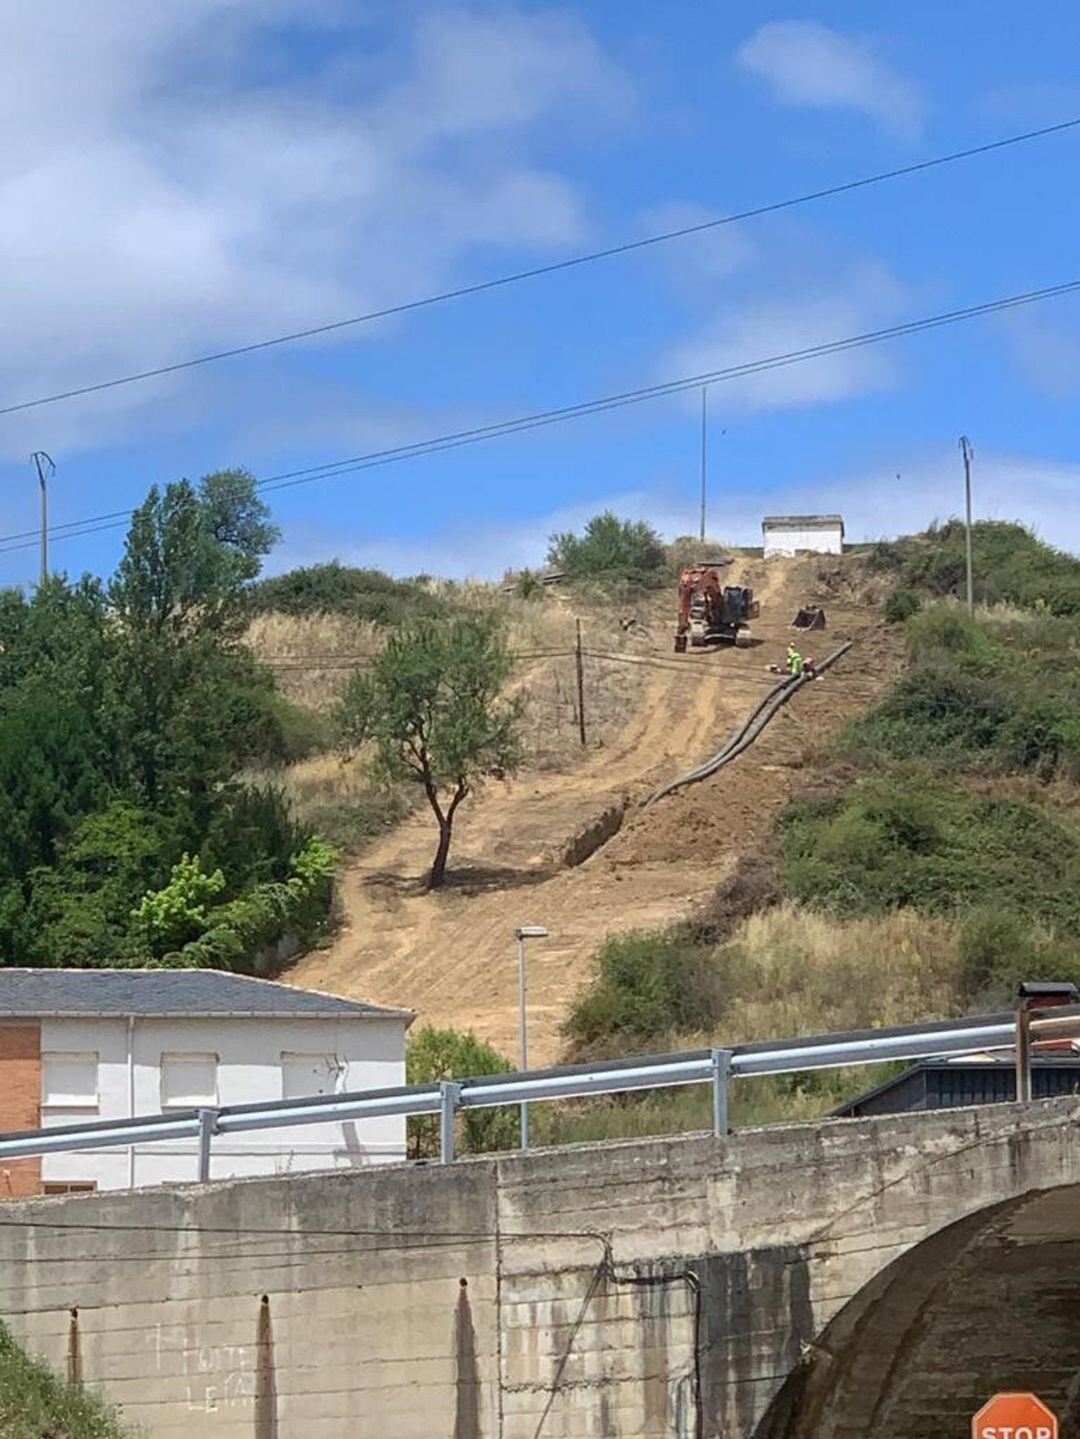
[439,1083,461,1163]
[711,1048,732,1137]
[1015,1002,1033,1103]
[197,1108,218,1182]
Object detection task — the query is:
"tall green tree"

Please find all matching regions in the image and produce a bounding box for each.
[339,616,521,888]
[107,471,280,807]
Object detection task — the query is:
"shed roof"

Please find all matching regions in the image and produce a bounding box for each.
[761,515,845,529]
[833,1054,1080,1117]
[0,969,413,1022]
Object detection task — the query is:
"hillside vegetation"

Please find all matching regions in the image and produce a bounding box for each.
[0,1324,131,1439]
[0,471,340,974]
[555,520,1080,1130]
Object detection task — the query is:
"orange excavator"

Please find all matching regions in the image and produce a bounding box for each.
[674,563,759,652]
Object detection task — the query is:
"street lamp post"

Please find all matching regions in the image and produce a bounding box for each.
[515,925,549,1148]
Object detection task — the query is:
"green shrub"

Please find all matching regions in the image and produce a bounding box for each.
[130,853,226,958]
[251,562,445,624]
[514,567,545,598]
[884,519,1080,614]
[865,540,904,572]
[842,607,1080,783]
[998,696,1080,782]
[778,774,1080,926]
[884,586,921,623]
[547,512,665,585]
[563,925,732,1053]
[956,907,1080,1007]
[406,1026,517,1158]
[259,692,336,762]
[158,835,338,972]
[0,1321,132,1438]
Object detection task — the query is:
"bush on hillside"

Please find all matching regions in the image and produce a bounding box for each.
[406,1026,518,1158]
[0,1321,132,1438]
[155,835,338,972]
[259,691,337,762]
[563,925,732,1054]
[843,609,1080,781]
[251,562,446,624]
[547,512,665,585]
[884,586,921,623]
[880,519,1080,615]
[956,906,1080,1005]
[777,773,1080,927]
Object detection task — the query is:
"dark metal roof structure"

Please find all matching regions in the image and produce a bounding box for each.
[0,969,413,1021]
[835,1056,1080,1119]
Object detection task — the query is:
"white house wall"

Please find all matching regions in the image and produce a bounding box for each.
[39,1015,407,1191]
[763,525,843,558]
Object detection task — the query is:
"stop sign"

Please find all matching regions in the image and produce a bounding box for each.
[973,1392,1058,1439]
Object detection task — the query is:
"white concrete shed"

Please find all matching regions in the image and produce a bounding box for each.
[762,514,844,558]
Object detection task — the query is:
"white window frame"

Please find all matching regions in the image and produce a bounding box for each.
[159,1052,219,1109]
[281,1052,344,1101]
[41,1052,99,1110]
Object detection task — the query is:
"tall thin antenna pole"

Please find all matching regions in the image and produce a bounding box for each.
[959,436,974,616]
[30,452,55,587]
[699,387,707,541]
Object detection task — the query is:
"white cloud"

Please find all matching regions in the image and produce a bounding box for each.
[737,21,924,140]
[660,263,907,414]
[0,3,628,461]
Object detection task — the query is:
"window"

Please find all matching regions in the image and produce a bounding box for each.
[160,1053,218,1108]
[281,1053,343,1100]
[41,1053,99,1109]
[43,1181,97,1195]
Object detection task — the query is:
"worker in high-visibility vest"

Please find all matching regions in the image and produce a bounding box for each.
[786,644,803,677]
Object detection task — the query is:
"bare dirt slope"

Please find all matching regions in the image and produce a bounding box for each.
[287,557,901,1063]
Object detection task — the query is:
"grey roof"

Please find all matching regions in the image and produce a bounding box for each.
[0,969,413,1022]
[761,514,845,528]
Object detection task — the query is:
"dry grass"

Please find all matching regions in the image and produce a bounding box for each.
[534,1065,890,1148]
[247,612,383,711]
[710,903,964,1045]
[248,583,666,764]
[547,904,967,1146]
[256,752,411,855]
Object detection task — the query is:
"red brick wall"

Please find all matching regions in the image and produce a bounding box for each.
[0,1024,41,1197]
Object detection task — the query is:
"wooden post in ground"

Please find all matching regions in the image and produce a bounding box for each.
[575,619,586,747]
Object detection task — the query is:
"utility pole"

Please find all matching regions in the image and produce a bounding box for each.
[959,435,974,616]
[30,452,55,588]
[699,387,707,541]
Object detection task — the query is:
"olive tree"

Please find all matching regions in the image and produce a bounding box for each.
[339,616,521,888]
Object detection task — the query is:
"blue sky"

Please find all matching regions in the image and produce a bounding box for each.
[1,0,1079,585]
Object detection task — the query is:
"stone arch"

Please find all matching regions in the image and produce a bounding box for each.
[753,1184,1080,1439]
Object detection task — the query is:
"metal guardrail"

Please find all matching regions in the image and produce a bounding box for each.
[2,1005,1077,1179]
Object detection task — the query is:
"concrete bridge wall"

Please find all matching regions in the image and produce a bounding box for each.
[3,1097,1080,1438]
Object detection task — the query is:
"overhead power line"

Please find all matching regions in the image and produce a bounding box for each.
[0,272,1075,562]
[0,116,1078,421]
